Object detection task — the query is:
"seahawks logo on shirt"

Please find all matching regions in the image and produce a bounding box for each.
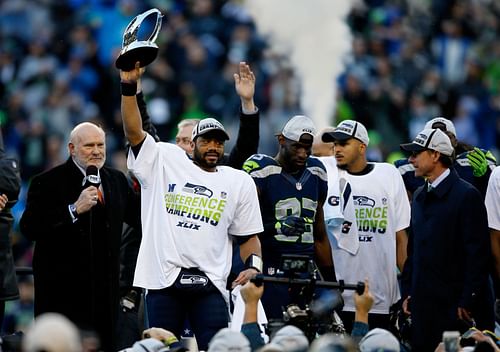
[182,183,213,198]
[353,196,375,207]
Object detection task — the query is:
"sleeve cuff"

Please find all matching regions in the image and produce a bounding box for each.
[241,106,258,115]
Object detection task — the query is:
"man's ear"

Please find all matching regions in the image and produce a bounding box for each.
[190,140,195,150]
[68,143,75,156]
[359,142,367,153]
[277,135,286,146]
[432,150,441,162]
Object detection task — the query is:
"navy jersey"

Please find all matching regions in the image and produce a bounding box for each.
[243,154,328,271]
[395,148,497,196]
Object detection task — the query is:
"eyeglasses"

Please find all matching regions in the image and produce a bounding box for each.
[409,150,426,158]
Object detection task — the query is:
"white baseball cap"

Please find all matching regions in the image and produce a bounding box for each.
[359,328,400,352]
[192,117,230,141]
[322,119,370,146]
[279,115,316,142]
[400,128,454,156]
[271,325,309,352]
[424,117,457,137]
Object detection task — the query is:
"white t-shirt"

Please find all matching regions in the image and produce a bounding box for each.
[321,159,411,314]
[127,134,263,302]
[485,166,500,231]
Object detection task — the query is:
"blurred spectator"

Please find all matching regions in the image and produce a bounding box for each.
[22,312,82,352]
[431,19,471,86]
[207,328,251,352]
[312,127,335,157]
[359,328,400,352]
[2,276,34,334]
[269,325,309,352]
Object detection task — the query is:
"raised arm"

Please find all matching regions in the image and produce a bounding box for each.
[227,62,259,169]
[120,63,147,146]
[234,61,256,113]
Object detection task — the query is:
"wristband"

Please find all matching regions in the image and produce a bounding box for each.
[68,203,78,222]
[121,81,137,96]
[245,253,263,272]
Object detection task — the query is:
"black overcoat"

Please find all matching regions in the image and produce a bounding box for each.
[402,169,494,351]
[20,158,139,351]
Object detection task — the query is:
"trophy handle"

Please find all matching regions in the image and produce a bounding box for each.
[122,8,163,47]
[116,8,164,70]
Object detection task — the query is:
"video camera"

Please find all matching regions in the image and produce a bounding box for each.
[251,254,365,340]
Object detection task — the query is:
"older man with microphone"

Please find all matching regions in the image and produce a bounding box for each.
[20,122,140,352]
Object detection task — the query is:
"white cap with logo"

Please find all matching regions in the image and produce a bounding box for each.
[424,117,457,137]
[279,115,316,142]
[192,117,230,141]
[400,128,454,156]
[322,119,370,145]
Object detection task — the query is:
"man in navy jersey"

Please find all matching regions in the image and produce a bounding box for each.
[395,117,496,198]
[243,115,336,321]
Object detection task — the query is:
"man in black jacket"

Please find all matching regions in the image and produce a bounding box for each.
[400,128,494,351]
[20,122,140,351]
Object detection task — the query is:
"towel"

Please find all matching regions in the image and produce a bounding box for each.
[319,157,360,255]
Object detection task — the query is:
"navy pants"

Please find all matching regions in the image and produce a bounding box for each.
[146,282,229,351]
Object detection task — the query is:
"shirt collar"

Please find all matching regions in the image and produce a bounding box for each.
[71,158,101,179]
[429,168,450,189]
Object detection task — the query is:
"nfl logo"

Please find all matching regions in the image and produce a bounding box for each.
[268,267,275,275]
[221,191,227,199]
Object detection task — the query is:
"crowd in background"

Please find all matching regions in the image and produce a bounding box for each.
[1,0,500,335]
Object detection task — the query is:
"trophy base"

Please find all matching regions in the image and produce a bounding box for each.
[115,44,159,71]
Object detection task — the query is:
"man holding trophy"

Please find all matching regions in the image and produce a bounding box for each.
[117,8,264,351]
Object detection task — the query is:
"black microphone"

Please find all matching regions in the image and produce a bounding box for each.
[82,165,101,189]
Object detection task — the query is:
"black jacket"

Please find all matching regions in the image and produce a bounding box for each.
[20,158,140,351]
[402,169,494,350]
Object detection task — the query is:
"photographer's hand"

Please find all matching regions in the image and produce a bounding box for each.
[240,280,264,304]
[354,279,374,324]
[142,327,179,347]
[240,280,263,324]
[466,330,500,351]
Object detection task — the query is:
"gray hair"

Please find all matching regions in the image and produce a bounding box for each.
[177,118,201,130]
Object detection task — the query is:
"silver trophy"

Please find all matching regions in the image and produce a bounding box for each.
[115,8,163,71]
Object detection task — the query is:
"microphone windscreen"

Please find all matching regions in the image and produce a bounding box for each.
[86,165,98,176]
